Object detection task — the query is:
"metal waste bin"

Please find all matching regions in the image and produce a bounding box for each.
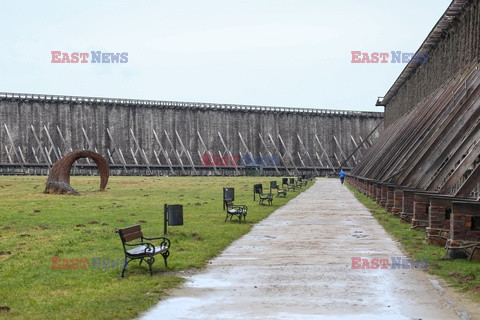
[253,183,263,201]
[223,187,235,210]
[167,205,183,226]
[223,187,235,201]
[164,204,183,234]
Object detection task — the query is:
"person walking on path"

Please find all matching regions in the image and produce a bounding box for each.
[339,169,346,184]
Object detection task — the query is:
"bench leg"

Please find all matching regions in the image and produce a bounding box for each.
[121,257,130,278]
[162,250,170,268]
[225,212,234,222]
[147,256,155,276]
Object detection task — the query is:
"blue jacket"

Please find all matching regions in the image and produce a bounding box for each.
[339,171,346,179]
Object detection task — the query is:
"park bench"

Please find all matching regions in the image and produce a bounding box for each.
[259,191,273,205]
[276,188,287,197]
[299,177,308,186]
[270,181,287,197]
[281,177,296,191]
[224,199,248,222]
[287,183,296,191]
[254,183,273,205]
[295,179,304,189]
[116,224,171,277]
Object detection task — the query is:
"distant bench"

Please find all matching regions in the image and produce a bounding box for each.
[254,183,273,205]
[224,199,248,222]
[270,181,287,197]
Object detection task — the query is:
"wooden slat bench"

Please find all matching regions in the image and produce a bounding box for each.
[116,224,171,277]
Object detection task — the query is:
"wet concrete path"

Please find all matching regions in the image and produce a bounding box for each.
[139,179,473,320]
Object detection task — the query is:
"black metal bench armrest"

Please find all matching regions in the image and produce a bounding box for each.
[123,241,151,247]
[142,236,171,248]
[124,241,156,254]
[230,204,247,210]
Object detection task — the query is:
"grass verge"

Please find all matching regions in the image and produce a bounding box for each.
[0,176,310,319]
[346,183,480,302]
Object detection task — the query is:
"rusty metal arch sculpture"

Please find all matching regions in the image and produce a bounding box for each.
[45,150,110,194]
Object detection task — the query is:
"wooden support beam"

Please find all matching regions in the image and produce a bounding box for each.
[277,133,298,175]
[315,134,335,173]
[268,133,291,175]
[197,131,219,175]
[258,133,281,175]
[297,134,318,174]
[175,130,197,175]
[218,132,239,175]
[153,129,174,175]
[165,130,186,175]
[455,162,480,198]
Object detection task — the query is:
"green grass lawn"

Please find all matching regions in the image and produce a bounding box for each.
[346,183,480,302]
[0,176,308,319]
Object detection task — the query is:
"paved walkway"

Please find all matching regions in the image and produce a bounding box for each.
[139,179,474,320]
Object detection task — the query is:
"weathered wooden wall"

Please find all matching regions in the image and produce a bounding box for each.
[0,94,383,175]
[384,0,480,126]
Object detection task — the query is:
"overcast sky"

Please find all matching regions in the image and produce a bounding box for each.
[0,0,452,112]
